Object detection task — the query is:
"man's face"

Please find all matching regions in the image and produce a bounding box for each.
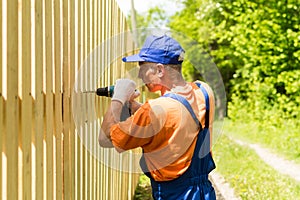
[138,62,162,92]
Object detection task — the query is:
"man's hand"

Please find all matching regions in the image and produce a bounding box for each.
[99,79,139,148]
[111,79,136,105]
[130,89,141,102]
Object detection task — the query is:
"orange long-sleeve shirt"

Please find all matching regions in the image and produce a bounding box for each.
[110,81,215,181]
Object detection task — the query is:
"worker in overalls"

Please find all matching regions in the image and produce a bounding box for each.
[99,35,216,200]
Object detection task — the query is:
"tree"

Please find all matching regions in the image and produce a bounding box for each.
[169,0,300,125]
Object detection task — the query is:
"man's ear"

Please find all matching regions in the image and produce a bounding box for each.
[156,63,165,78]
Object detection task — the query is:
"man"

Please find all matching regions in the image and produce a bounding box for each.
[99,35,216,200]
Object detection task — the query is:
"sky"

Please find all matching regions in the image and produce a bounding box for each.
[115,0,183,17]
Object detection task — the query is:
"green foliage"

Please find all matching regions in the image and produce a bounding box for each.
[169,0,300,125]
[127,2,172,46]
[226,0,300,124]
[127,0,299,125]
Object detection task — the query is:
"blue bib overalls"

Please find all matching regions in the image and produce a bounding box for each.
[140,83,216,200]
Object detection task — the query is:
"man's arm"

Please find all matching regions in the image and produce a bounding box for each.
[129,100,142,114]
[98,101,123,147]
[98,79,138,148]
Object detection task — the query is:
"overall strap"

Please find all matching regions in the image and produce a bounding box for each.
[195,82,210,128]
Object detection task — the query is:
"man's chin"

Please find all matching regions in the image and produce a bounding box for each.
[145,84,159,92]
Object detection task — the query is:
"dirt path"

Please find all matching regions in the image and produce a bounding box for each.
[210,137,300,200]
[234,139,300,182]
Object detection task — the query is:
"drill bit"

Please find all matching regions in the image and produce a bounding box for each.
[82,91,96,94]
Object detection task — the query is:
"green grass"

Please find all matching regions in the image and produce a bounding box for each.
[133,174,153,200]
[133,119,300,199]
[213,133,300,200]
[221,118,300,163]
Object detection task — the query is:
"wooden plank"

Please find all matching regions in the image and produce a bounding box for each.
[0,0,3,198]
[74,135,79,200]
[95,1,101,199]
[53,0,63,198]
[45,0,54,199]
[76,0,81,198]
[86,0,95,199]
[86,1,93,199]
[21,0,32,199]
[69,0,76,199]
[62,0,72,199]
[92,0,98,199]
[76,0,82,199]
[6,0,19,199]
[80,0,87,199]
[102,1,108,200]
[34,1,44,199]
[82,0,87,199]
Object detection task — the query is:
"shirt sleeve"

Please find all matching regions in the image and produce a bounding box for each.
[110,100,166,152]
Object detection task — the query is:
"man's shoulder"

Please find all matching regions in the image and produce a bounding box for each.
[193,81,214,97]
[148,96,180,107]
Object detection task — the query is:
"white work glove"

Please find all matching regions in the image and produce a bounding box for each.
[112,79,137,105]
[130,89,140,102]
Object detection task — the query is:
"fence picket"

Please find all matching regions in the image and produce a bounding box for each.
[1,0,139,199]
[54,0,63,198]
[34,0,44,199]
[21,0,32,199]
[6,1,19,199]
[45,0,54,198]
[69,0,76,199]
[0,0,3,198]
[62,0,72,199]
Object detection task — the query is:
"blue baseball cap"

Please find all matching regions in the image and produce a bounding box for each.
[122,35,185,65]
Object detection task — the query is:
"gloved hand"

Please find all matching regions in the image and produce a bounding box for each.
[130,89,140,102]
[111,79,137,105]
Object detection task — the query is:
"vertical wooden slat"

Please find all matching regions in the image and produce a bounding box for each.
[62,0,72,199]
[104,1,109,199]
[76,0,82,198]
[17,1,22,198]
[107,2,113,200]
[83,0,88,199]
[98,3,103,200]
[6,0,19,199]
[92,0,96,198]
[1,0,140,199]
[69,0,76,199]
[96,0,101,199]
[45,0,54,198]
[89,0,94,199]
[86,0,90,199]
[54,0,63,198]
[0,0,3,198]
[93,0,98,199]
[21,0,32,199]
[34,0,44,199]
[80,0,86,199]
[73,1,79,198]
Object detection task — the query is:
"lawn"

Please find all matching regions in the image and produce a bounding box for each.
[213,120,300,200]
[133,119,300,200]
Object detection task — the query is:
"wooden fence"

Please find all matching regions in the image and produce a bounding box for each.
[0,0,141,199]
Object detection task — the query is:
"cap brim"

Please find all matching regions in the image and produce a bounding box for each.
[122,54,145,62]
